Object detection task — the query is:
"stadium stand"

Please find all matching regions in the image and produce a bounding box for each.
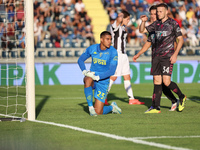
[1,0,200,63]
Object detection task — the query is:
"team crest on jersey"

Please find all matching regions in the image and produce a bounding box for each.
[113,56,118,61]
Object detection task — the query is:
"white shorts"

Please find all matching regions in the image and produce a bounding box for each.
[113,52,130,76]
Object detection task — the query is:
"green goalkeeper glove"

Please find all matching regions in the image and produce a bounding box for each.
[85,71,100,81]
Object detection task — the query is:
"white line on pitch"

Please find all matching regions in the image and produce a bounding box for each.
[133,135,200,140]
[30,119,192,150]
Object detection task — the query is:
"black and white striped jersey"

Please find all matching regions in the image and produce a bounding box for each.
[110,21,127,54]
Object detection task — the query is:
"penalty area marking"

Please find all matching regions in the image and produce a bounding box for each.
[30,119,193,150]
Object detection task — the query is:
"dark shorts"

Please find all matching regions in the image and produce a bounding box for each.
[151,56,173,76]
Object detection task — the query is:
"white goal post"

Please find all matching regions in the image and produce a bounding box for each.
[25,0,35,120]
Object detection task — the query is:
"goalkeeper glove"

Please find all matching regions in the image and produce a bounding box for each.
[82,70,89,76]
[86,71,100,81]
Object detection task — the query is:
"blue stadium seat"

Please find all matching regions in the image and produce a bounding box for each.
[2,51,9,58]
[20,51,25,58]
[46,42,53,48]
[64,42,71,48]
[195,49,200,55]
[186,49,194,55]
[11,51,18,58]
[144,50,151,56]
[81,41,87,48]
[135,50,140,55]
[126,50,134,56]
[66,50,73,57]
[74,50,82,57]
[47,51,55,57]
[178,49,186,56]
[56,51,63,57]
[38,51,45,57]
[37,41,44,48]
[72,42,79,48]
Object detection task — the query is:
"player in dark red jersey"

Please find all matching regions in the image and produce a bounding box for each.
[139,3,186,113]
[133,5,179,112]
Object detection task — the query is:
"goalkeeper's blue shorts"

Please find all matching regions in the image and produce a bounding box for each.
[93,79,109,103]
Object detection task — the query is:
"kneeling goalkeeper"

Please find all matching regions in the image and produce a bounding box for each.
[78,31,122,116]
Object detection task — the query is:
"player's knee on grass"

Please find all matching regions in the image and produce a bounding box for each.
[84,76,94,88]
[94,99,104,115]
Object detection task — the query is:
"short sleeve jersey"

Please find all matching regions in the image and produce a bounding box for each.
[146,17,182,58]
[83,44,118,77]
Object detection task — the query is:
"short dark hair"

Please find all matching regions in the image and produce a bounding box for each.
[121,10,130,18]
[157,3,168,10]
[100,31,111,38]
[149,5,157,12]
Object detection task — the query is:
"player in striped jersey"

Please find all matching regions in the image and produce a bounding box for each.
[106,10,145,105]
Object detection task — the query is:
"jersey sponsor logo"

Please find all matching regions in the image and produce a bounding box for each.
[93,58,106,65]
[155,31,167,38]
[113,56,118,61]
[99,53,103,57]
[93,52,97,54]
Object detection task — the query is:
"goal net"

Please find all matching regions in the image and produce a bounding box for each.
[0,0,35,121]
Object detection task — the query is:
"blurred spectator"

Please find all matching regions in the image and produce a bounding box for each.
[53,6,61,22]
[106,18,115,31]
[189,14,198,32]
[34,22,43,51]
[127,24,137,45]
[186,7,194,21]
[122,0,136,18]
[106,0,117,14]
[0,22,6,41]
[62,15,73,28]
[59,22,72,47]
[72,13,80,28]
[34,0,40,16]
[171,6,178,18]
[85,25,95,45]
[0,0,6,15]
[195,6,200,26]
[39,0,50,17]
[1,32,14,51]
[49,22,59,44]
[7,23,15,40]
[174,13,182,27]
[7,5,15,22]
[136,6,148,20]
[75,0,85,13]
[79,7,87,22]
[16,2,24,21]
[18,28,25,49]
[15,20,25,31]
[179,5,187,20]
[187,24,199,46]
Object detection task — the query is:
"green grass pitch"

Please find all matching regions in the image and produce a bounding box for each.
[0,83,200,150]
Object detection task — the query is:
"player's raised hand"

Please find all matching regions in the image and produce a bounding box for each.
[140,15,148,22]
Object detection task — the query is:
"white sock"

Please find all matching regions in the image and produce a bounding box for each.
[108,79,114,92]
[124,80,134,99]
[89,106,94,110]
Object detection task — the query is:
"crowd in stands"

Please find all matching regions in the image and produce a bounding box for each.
[103,0,200,48]
[0,0,200,53]
[0,0,95,51]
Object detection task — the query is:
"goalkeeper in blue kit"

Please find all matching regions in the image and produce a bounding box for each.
[78,31,122,116]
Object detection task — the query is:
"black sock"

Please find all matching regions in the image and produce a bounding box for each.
[167,82,184,99]
[162,83,177,103]
[152,84,162,110]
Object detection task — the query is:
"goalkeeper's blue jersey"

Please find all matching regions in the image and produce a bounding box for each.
[78,44,118,80]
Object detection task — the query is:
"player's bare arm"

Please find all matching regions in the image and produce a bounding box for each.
[139,15,148,33]
[133,41,151,62]
[170,36,184,64]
